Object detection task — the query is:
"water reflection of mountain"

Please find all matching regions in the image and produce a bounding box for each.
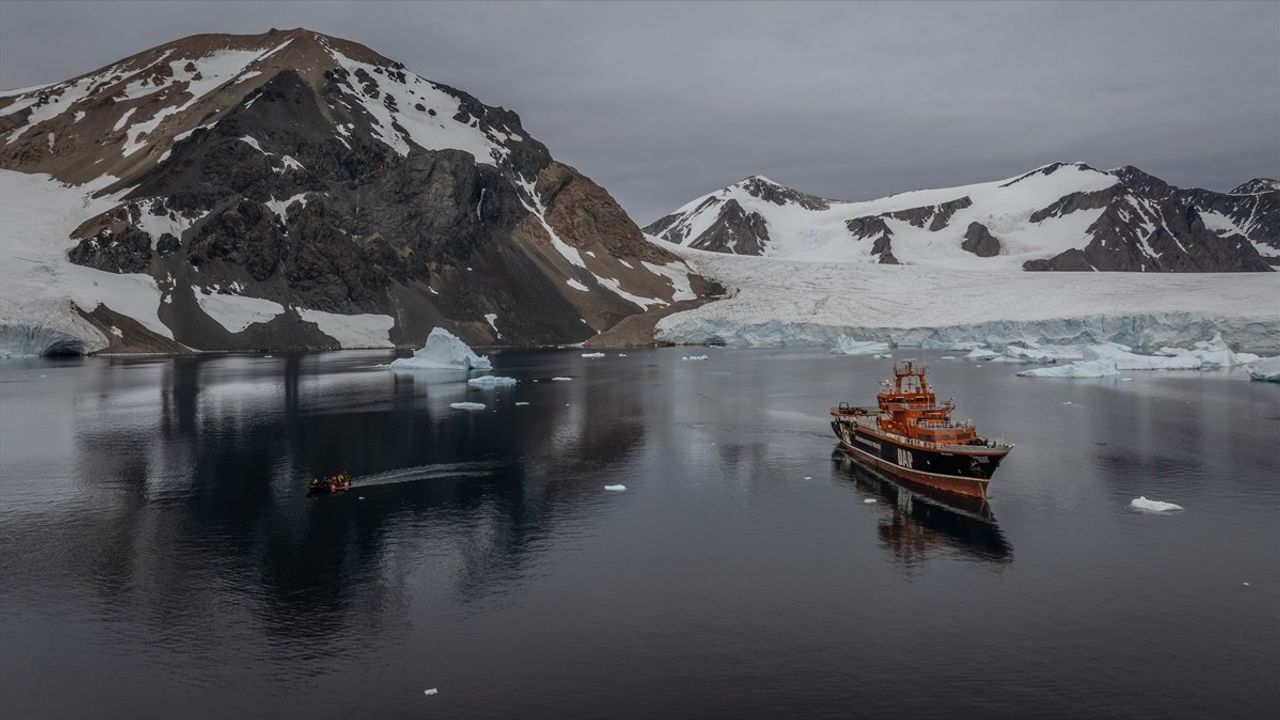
[831,451,1013,565]
[5,352,652,645]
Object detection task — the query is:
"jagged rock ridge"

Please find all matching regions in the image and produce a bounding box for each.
[646,163,1277,272]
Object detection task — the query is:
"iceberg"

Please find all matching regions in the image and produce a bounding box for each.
[1130,496,1183,513]
[390,327,492,371]
[1017,360,1119,378]
[964,347,1000,361]
[989,343,1064,364]
[1248,355,1280,382]
[830,338,891,356]
[467,375,517,388]
[449,402,486,411]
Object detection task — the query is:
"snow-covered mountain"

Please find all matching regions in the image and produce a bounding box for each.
[645,164,1278,272]
[0,28,714,355]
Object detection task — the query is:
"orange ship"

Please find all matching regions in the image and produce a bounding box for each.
[830,360,1012,499]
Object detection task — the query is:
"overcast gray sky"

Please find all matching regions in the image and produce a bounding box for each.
[2,1,1276,223]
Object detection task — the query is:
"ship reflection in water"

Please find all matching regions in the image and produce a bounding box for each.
[831,450,1012,564]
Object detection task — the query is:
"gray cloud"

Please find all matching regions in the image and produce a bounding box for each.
[2,0,1276,222]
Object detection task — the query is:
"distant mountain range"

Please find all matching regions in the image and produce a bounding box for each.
[645,164,1278,272]
[0,28,713,354]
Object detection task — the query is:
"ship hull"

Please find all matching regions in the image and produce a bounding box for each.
[831,419,1008,499]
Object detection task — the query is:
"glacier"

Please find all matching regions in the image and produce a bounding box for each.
[390,327,492,371]
[654,245,1280,354]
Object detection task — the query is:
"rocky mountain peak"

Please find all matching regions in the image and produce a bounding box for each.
[0,29,715,356]
[1231,178,1280,195]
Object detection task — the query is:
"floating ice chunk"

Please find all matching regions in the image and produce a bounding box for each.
[391,327,492,371]
[449,402,486,411]
[551,376,572,382]
[1247,355,1280,382]
[515,401,530,406]
[863,498,877,504]
[581,352,605,358]
[617,353,628,357]
[990,344,1061,364]
[682,355,710,361]
[965,348,1000,361]
[467,375,517,388]
[604,484,627,492]
[424,688,438,697]
[1061,401,1073,405]
[1017,360,1119,378]
[1130,496,1183,513]
[873,353,893,359]
[940,355,957,360]
[830,338,891,356]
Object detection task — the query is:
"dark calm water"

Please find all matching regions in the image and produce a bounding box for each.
[1,348,1277,719]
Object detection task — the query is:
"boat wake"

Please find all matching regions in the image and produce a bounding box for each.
[348,460,507,489]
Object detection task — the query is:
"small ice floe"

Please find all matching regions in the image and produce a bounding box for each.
[604,484,626,492]
[358,496,366,500]
[581,352,605,358]
[515,401,530,406]
[467,375,517,388]
[941,355,958,360]
[1243,582,1251,587]
[803,476,812,480]
[829,338,890,356]
[863,498,877,504]
[1061,401,1073,405]
[263,354,273,358]
[617,353,628,357]
[551,376,572,382]
[964,347,1000,361]
[424,688,438,697]
[872,353,893,359]
[449,402,486,411]
[1130,496,1183,513]
[682,355,710,361]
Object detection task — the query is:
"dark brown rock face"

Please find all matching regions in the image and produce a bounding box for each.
[68,227,153,274]
[1024,166,1274,272]
[961,222,1001,257]
[687,200,770,254]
